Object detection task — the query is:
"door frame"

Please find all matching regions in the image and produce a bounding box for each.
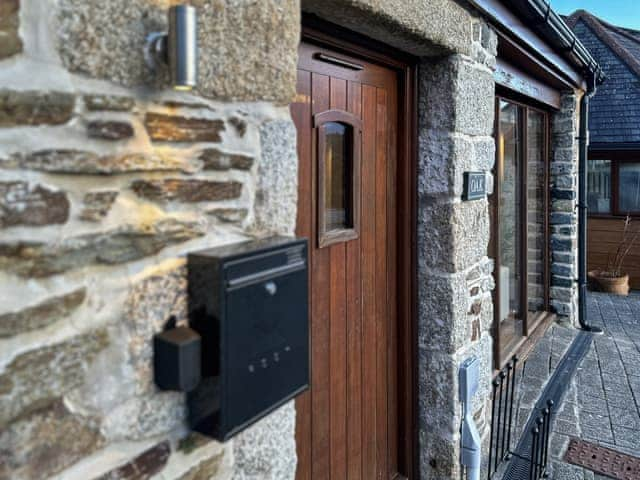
[299,16,419,480]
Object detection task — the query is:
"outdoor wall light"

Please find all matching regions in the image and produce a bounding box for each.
[145,5,198,91]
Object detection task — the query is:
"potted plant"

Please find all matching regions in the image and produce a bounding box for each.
[589,215,639,295]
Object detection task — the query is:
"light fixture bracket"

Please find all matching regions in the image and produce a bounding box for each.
[145,31,169,71]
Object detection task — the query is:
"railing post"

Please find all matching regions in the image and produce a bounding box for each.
[542,400,554,476]
[530,427,540,480]
[506,356,518,452]
[488,378,499,480]
[501,365,512,459]
[495,371,506,470]
[536,417,545,478]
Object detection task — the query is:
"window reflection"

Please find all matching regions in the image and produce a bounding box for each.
[619,163,640,213]
[588,160,612,214]
[498,100,524,359]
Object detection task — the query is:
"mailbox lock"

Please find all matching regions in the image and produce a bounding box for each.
[264,281,277,296]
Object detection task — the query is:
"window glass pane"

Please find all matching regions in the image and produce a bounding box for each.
[497,100,524,359]
[619,162,640,213]
[527,110,545,317]
[588,160,612,214]
[323,122,352,231]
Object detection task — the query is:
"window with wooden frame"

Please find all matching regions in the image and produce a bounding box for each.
[588,152,640,217]
[492,95,551,369]
[314,109,361,248]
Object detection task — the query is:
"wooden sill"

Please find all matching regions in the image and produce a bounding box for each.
[494,312,556,375]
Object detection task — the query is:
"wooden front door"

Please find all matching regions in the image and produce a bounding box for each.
[292,34,409,480]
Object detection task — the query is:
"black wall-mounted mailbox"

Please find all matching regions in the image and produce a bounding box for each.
[187,236,309,441]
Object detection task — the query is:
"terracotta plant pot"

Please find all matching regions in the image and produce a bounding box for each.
[589,270,630,296]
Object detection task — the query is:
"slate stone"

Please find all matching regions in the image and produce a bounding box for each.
[198,148,254,171]
[161,100,213,110]
[177,433,211,455]
[553,252,575,264]
[552,275,574,288]
[552,263,574,277]
[551,189,577,201]
[551,212,576,225]
[0,181,69,228]
[176,451,224,480]
[551,237,575,252]
[87,120,134,140]
[0,399,104,480]
[144,113,225,142]
[228,116,247,137]
[6,149,193,174]
[83,94,134,112]
[555,225,578,236]
[0,218,204,277]
[131,179,242,203]
[0,329,109,426]
[79,191,118,221]
[97,441,170,480]
[0,0,22,59]
[207,208,248,223]
[0,287,86,337]
[0,91,74,126]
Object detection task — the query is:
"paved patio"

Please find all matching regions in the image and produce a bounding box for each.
[548,291,640,479]
[500,291,640,480]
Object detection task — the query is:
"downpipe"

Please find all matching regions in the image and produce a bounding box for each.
[577,72,604,334]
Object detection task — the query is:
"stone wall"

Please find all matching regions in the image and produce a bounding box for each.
[550,92,582,323]
[0,1,299,479]
[417,21,497,480]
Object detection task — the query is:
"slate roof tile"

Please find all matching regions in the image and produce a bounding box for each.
[566,10,640,146]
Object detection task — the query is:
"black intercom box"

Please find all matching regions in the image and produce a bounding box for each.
[187,236,309,441]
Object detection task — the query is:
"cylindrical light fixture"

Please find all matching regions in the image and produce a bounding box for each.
[168,5,197,90]
[145,4,198,91]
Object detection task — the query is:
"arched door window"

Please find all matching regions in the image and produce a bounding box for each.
[314,109,362,248]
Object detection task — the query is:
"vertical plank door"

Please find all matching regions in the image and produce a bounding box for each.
[292,39,402,480]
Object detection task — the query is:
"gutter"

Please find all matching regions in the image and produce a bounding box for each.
[470,0,605,84]
[519,0,605,83]
[577,73,604,334]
